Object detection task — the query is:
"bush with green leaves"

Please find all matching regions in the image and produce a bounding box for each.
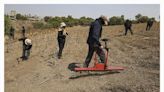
[32,22,53,29]
[43,15,94,28]
[5,15,11,35]
[135,14,152,23]
[79,16,94,26]
[109,16,124,25]
[16,13,28,20]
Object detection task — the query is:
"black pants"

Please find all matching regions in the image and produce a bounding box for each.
[125,27,133,35]
[58,38,65,58]
[146,25,152,31]
[21,49,30,60]
[84,44,105,67]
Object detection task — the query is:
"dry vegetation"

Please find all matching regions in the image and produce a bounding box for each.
[5,22,159,92]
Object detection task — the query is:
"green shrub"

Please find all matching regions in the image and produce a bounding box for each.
[5,15,11,35]
[109,16,124,25]
[16,13,28,20]
[32,22,53,29]
[33,22,45,29]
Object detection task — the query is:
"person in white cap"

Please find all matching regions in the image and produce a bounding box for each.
[57,22,68,59]
[18,37,32,61]
[83,15,109,67]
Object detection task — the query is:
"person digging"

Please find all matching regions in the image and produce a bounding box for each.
[17,37,32,63]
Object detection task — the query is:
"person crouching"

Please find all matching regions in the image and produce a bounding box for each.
[18,37,32,61]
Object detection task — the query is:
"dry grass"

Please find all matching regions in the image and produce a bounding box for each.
[5,22,159,92]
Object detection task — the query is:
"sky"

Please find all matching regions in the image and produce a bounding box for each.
[5,4,160,21]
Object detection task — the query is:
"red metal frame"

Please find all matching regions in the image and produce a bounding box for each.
[74,47,124,72]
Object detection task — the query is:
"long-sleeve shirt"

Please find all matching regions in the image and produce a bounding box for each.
[57,28,68,39]
[18,37,32,50]
[87,19,103,46]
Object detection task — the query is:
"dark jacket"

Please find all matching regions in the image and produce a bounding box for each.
[87,19,103,46]
[57,30,66,39]
[124,20,132,29]
[147,19,154,26]
[18,37,32,50]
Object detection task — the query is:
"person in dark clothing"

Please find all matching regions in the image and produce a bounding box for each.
[18,37,32,61]
[57,22,68,59]
[9,26,15,40]
[22,26,26,38]
[83,15,109,68]
[146,19,154,31]
[124,19,133,36]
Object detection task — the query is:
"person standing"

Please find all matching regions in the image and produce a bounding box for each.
[57,22,68,59]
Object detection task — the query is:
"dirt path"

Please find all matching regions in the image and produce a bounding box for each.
[5,23,159,92]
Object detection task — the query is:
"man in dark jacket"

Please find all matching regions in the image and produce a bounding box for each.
[83,15,109,67]
[146,19,154,31]
[124,19,133,36]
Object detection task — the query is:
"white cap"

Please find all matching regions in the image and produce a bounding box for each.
[100,15,109,25]
[100,15,109,21]
[25,39,32,45]
[60,22,66,27]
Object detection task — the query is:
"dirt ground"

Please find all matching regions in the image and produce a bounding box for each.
[5,22,160,92]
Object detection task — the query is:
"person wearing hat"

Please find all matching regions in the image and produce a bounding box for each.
[83,15,109,67]
[57,22,68,59]
[18,37,32,61]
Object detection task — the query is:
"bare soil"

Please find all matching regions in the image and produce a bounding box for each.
[5,22,160,92]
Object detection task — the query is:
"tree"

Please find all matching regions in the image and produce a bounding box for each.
[16,13,22,20]
[44,16,52,22]
[109,16,124,25]
[16,13,27,20]
[135,14,142,20]
[121,15,124,21]
[78,16,94,26]
[47,16,62,28]
[138,16,149,23]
